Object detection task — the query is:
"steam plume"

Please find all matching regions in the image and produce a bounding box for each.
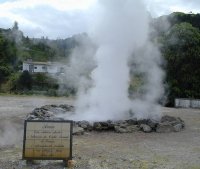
[67,0,164,121]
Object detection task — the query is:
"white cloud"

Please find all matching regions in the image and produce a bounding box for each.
[0,0,199,38]
[0,0,96,11]
[11,5,90,38]
[145,0,200,17]
[0,0,96,38]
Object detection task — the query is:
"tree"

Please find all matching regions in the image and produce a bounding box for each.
[0,66,11,85]
[162,23,200,106]
[0,32,17,66]
[17,71,33,90]
[12,21,19,31]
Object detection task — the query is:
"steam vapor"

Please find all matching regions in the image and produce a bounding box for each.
[65,0,164,121]
[0,121,22,146]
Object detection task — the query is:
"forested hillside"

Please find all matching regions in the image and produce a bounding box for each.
[0,22,83,95]
[0,12,200,106]
[154,12,200,106]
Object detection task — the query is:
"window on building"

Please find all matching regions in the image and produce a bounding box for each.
[34,66,37,69]
[60,67,64,73]
[42,66,46,70]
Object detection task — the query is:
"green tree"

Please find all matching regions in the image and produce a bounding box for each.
[162,23,200,106]
[32,73,58,90]
[0,32,17,67]
[17,71,33,90]
[12,21,19,31]
[0,66,11,85]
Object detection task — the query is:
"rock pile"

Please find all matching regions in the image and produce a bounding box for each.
[74,116,185,134]
[26,104,75,120]
[26,104,185,134]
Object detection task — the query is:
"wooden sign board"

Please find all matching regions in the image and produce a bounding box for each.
[23,120,73,161]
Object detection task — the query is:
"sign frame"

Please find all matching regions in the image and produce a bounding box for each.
[22,120,73,161]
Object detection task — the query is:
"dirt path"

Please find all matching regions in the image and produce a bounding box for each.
[0,96,200,169]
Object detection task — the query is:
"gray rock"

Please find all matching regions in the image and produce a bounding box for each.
[156,122,174,133]
[77,120,89,128]
[161,115,182,124]
[26,104,185,134]
[137,119,148,125]
[77,121,93,131]
[140,124,152,133]
[92,121,113,130]
[114,125,139,133]
[106,120,115,129]
[156,115,184,133]
[126,125,139,132]
[173,123,183,132]
[147,119,158,129]
[177,117,185,128]
[126,118,138,125]
[26,104,75,120]
[73,127,84,135]
[93,122,102,130]
[59,104,75,112]
[115,120,128,128]
[114,126,128,133]
[27,115,36,120]
[41,105,66,114]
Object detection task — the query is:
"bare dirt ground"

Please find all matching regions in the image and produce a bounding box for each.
[0,95,200,169]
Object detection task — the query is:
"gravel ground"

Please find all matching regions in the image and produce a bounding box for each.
[0,95,200,169]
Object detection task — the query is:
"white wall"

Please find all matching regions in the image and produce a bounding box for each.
[22,63,30,71]
[175,98,200,108]
[33,64,47,73]
[47,65,58,74]
[22,62,64,74]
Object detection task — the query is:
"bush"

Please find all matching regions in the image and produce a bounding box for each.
[0,66,11,85]
[17,70,33,90]
[32,73,59,90]
[1,73,20,93]
[46,89,58,96]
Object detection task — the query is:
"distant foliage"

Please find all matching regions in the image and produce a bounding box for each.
[32,73,58,90]
[161,22,200,106]
[17,70,33,90]
[0,33,16,87]
[169,12,200,30]
[1,15,200,104]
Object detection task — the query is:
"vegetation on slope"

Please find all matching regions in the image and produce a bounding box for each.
[0,12,200,105]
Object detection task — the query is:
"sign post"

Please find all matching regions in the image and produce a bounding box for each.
[22,120,73,166]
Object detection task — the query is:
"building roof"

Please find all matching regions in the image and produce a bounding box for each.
[23,61,51,65]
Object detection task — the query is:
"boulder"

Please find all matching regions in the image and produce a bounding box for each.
[147,119,158,130]
[173,123,183,132]
[140,124,152,133]
[59,104,75,112]
[115,120,129,128]
[161,115,184,126]
[125,118,138,125]
[106,120,115,129]
[93,122,102,130]
[73,127,84,135]
[156,122,174,133]
[137,119,148,125]
[114,126,128,133]
[156,115,184,133]
[77,121,93,131]
[114,125,139,133]
[93,121,115,130]
[161,115,177,123]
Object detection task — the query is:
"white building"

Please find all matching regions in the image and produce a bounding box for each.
[22,60,65,74]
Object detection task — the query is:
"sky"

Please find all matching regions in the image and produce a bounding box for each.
[0,0,200,39]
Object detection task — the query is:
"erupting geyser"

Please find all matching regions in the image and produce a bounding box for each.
[69,0,164,121]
